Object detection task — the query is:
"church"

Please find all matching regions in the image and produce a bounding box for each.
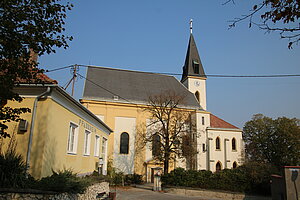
[80,25,243,182]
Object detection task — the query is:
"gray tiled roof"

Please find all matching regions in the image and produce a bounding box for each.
[82,66,202,109]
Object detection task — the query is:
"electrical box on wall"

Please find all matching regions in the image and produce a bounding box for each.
[18,119,28,132]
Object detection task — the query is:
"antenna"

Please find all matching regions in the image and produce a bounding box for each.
[190,19,193,34]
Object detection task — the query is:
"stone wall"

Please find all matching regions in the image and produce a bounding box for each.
[164,187,271,200]
[0,182,109,200]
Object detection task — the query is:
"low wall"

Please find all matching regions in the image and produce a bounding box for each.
[0,182,109,200]
[164,187,271,200]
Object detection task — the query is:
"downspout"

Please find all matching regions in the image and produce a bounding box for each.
[224,138,229,169]
[26,87,51,174]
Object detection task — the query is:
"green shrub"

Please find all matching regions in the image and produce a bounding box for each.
[125,173,143,185]
[0,148,28,188]
[162,162,278,195]
[36,169,90,194]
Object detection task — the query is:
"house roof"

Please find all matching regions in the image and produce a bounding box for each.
[210,114,239,129]
[181,34,206,82]
[82,66,202,109]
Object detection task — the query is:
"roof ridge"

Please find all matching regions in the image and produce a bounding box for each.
[88,65,174,77]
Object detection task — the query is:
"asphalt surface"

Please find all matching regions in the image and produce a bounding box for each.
[115,187,215,200]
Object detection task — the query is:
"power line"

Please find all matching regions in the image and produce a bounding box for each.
[44,64,300,78]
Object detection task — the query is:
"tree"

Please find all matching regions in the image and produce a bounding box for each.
[141,91,197,174]
[226,0,300,48]
[0,0,73,138]
[243,114,300,168]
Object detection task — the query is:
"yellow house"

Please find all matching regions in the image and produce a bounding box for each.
[2,84,112,179]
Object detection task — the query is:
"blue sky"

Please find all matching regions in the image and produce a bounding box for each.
[39,0,300,128]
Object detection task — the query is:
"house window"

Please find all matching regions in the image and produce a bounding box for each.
[216,161,222,172]
[233,161,237,169]
[120,132,129,154]
[102,137,108,175]
[152,133,161,157]
[202,116,205,125]
[67,123,78,154]
[232,138,236,151]
[195,91,200,102]
[216,137,220,150]
[84,130,91,155]
[94,135,100,157]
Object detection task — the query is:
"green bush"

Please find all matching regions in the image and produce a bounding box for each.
[36,170,90,194]
[162,162,278,195]
[0,148,28,188]
[125,173,143,185]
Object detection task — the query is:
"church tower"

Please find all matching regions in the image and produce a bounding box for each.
[181,20,207,110]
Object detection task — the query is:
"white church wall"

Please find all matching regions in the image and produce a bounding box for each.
[114,116,136,174]
[195,112,210,170]
[207,128,243,171]
[184,78,207,110]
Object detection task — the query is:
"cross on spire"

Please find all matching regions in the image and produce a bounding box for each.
[190,19,193,34]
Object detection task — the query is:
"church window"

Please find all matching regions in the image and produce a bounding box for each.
[216,161,222,172]
[232,138,236,151]
[195,91,200,102]
[152,133,160,157]
[193,60,199,74]
[120,132,129,154]
[233,161,237,169]
[202,116,205,125]
[216,137,220,150]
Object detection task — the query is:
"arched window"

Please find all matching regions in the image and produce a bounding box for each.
[195,91,200,102]
[152,133,160,157]
[232,138,236,151]
[120,132,129,154]
[233,161,237,169]
[216,137,220,150]
[216,161,222,172]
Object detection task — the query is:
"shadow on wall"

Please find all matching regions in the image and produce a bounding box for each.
[30,100,57,179]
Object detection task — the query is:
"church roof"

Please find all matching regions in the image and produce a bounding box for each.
[210,114,239,129]
[181,34,206,82]
[82,66,202,109]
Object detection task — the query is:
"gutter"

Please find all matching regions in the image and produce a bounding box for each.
[25,87,51,174]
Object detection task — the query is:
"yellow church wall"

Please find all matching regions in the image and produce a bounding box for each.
[2,90,110,179]
[81,100,199,178]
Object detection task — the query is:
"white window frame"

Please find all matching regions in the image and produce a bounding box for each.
[83,129,91,156]
[94,135,100,157]
[67,122,79,154]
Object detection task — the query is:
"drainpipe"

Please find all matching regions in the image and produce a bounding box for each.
[224,138,229,169]
[26,87,51,174]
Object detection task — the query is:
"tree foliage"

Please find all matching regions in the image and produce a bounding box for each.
[0,0,73,138]
[243,114,300,168]
[227,0,300,48]
[140,91,197,173]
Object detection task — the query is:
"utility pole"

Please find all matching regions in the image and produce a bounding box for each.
[64,64,79,96]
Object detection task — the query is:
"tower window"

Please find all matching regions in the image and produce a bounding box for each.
[216,161,222,172]
[233,161,237,169]
[202,116,205,125]
[193,60,199,74]
[232,138,236,151]
[195,91,200,102]
[120,132,129,154]
[216,137,220,150]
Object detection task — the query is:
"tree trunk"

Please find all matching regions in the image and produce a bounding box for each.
[164,154,169,174]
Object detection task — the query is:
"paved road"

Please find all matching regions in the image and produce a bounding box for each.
[115,187,214,200]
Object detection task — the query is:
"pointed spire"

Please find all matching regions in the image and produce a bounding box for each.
[181,20,206,82]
